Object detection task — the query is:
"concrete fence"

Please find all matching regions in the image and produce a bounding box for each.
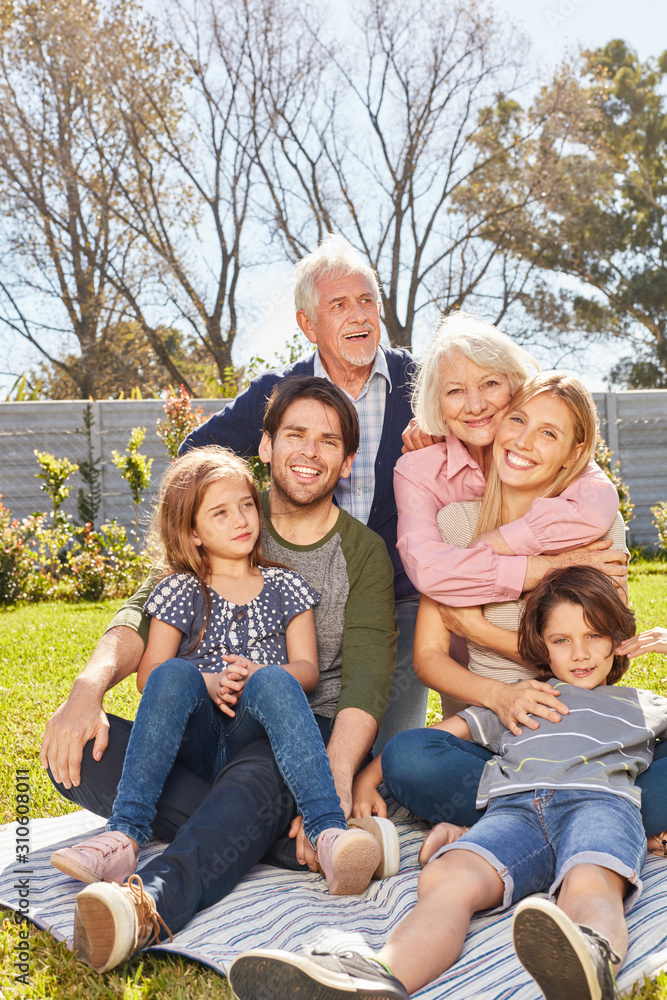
[0,391,666,550]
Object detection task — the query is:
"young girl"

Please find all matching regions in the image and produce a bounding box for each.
[229,566,667,1000]
[51,446,380,896]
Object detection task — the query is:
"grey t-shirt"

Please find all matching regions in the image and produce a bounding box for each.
[461,679,667,809]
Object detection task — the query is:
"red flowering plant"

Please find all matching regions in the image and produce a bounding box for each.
[156,385,206,459]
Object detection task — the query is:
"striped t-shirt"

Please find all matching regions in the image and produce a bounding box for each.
[461,680,667,809]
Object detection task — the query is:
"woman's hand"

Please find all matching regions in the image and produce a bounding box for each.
[616,627,667,658]
[437,604,487,640]
[488,679,567,737]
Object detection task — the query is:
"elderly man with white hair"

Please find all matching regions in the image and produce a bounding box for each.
[182,234,423,749]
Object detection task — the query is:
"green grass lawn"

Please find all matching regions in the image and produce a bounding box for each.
[1,564,667,998]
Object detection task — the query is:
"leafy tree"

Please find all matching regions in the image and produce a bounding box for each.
[250,0,569,349]
[469,40,667,382]
[0,0,192,398]
[31,321,215,399]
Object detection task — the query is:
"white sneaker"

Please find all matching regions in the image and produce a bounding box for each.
[348,816,400,878]
[74,874,172,972]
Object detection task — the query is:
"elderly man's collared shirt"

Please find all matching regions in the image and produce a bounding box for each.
[314,348,391,525]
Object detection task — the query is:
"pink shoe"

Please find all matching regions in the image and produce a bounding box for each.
[316,827,381,896]
[51,831,138,884]
[418,822,469,866]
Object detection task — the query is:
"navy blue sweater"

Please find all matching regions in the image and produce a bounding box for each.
[180,347,417,601]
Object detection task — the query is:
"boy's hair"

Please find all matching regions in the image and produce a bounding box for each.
[293,233,380,321]
[518,566,636,685]
[149,446,282,649]
[263,376,360,457]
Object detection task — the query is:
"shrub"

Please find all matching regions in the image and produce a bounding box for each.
[156,385,206,459]
[652,502,667,554]
[112,427,154,549]
[67,521,143,601]
[595,437,634,525]
[0,498,37,604]
[34,450,79,523]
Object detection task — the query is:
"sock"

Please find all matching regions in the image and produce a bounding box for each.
[369,955,395,977]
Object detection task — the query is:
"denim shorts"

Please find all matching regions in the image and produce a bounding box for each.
[433,789,647,914]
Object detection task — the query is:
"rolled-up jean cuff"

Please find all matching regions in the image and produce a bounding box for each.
[430,841,516,913]
[550,850,644,913]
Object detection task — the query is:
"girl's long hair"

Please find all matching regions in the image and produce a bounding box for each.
[475,372,598,537]
[147,446,283,650]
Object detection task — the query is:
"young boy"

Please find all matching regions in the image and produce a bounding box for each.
[227,568,667,1000]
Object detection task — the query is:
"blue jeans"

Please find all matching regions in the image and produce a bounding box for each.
[381,727,667,836]
[436,790,646,913]
[373,598,428,754]
[107,659,345,847]
[50,718,316,937]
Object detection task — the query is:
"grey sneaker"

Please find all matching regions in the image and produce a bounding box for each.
[229,948,409,1000]
[512,896,621,1000]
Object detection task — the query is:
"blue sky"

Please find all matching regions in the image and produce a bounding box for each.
[1,0,664,396]
[489,0,661,64]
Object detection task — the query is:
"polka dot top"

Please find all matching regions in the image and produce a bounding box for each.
[143,567,320,673]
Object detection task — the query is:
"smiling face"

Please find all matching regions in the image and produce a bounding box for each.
[297,272,382,376]
[542,600,615,689]
[492,392,583,501]
[438,351,513,459]
[191,477,260,563]
[258,398,354,509]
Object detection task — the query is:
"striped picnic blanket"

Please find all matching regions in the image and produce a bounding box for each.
[2,805,666,998]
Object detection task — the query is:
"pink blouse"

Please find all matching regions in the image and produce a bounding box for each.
[394,436,620,606]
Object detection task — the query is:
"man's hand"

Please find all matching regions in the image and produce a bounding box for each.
[288,815,319,870]
[40,687,110,789]
[326,708,377,818]
[401,417,446,454]
[526,539,628,593]
[351,769,387,819]
[39,625,143,789]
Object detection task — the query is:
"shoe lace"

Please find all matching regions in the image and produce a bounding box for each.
[126,874,173,946]
[579,926,622,998]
